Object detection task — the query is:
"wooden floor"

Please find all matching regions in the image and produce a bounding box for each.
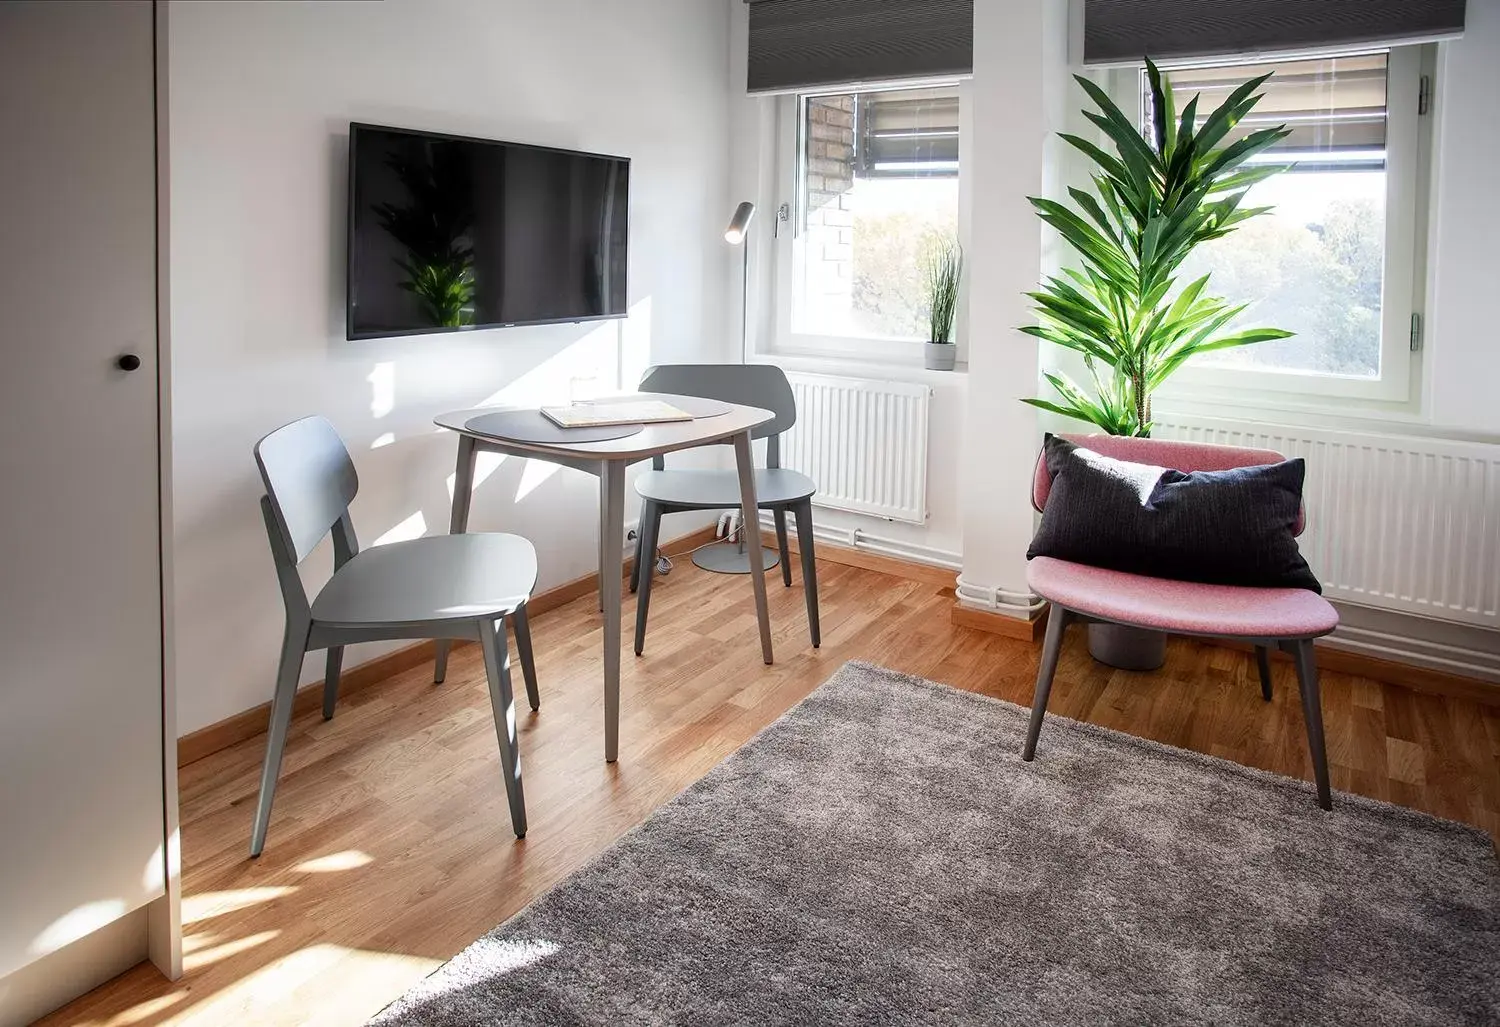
[44,558,1500,1027]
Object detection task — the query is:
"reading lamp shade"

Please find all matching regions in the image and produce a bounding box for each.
[725,202,756,244]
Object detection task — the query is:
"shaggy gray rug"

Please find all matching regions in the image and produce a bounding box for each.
[370,661,1499,1026]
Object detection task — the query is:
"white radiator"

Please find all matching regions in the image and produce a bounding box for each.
[1155,416,1500,630]
[781,372,931,524]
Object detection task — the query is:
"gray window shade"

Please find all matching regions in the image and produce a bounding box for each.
[1084,0,1465,66]
[747,0,973,94]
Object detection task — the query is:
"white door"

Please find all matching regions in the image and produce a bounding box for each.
[0,0,165,978]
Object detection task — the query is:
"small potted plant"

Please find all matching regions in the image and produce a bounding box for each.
[923,236,962,370]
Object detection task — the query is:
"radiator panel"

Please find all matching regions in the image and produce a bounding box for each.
[782,372,931,524]
[1154,416,1500,629]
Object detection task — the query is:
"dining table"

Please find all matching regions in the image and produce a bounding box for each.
[432,395,777,762]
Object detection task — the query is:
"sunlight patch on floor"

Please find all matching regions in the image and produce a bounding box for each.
[184,930,280,972]
[293,850,374,874]
[80,989,188,1027]
[171,944,440,1027]
[182,887,295,926]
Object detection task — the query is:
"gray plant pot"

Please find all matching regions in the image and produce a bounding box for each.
[1087,622,1167,671]
[924,342,956,371]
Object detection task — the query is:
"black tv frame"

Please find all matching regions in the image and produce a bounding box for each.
[345,122,631,341]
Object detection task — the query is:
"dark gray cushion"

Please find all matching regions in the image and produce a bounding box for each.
[1027,435,1321,593]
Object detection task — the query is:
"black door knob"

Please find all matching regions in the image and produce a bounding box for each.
[116,354,141,372]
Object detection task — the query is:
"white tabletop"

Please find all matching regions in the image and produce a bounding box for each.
[435,398,775,461]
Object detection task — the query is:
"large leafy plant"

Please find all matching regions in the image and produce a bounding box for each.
[1022,60,1294,436]
[373,144,476,328]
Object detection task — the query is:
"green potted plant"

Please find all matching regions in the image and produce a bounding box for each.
[1022,60,1293,669]
[923,236,963,370]
[1021,59,1293,435]
[374,144,478,329]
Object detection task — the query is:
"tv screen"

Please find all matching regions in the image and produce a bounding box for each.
[346,123,629,340]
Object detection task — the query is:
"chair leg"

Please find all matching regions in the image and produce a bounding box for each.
[250,630,307,857]
[1255,645,1273,702]
[773,508,792,587]
[1022,606,1071,761]
[793,499,820,647]
[1288,638,1333,810]
[634,500,661,656]
[629,499,647,594]
[479,619,527,839]
[512,604,540,712]
[321,646,344,721]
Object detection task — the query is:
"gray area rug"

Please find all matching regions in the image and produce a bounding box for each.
[371,661,1499,1026]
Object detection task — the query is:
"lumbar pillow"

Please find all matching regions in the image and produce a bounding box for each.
[1027,435,1321,592]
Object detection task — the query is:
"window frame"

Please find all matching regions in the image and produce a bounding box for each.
[769,80,968,366]
[1107,45,1430,406]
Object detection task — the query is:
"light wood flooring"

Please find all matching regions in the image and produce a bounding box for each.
[42,558,1500,1026]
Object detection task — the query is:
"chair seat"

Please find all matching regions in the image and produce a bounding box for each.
[635,467,816,508]
[1027,556,1338,639]
[312,533,537,628]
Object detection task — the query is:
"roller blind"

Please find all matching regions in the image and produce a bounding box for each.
[746,0,973,94]
[1145,53,1390,172]
[1084,0,1465,66]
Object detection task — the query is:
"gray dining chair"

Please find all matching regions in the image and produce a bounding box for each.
[629,364,820,652]
[251,416,538,857]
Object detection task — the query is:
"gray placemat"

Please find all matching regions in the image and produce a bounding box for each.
[464,410,645,444]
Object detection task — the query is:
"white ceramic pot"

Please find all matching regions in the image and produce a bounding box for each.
[924,342,956,371]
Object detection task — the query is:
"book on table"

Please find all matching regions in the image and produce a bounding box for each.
[540,399,693,428]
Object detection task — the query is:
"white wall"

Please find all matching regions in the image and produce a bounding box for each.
[170,0,732,735]
[1426,0,1500,435]
[956,0,1068,611]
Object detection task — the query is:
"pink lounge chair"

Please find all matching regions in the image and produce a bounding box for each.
[1021,434,1340,809]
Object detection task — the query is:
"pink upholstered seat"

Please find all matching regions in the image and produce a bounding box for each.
[1021,433,1338,810]
[1027,556,1338,639]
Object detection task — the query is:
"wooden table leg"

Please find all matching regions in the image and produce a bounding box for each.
[600,459,626,761]
[733,431,773,665]
[434,435,476,684]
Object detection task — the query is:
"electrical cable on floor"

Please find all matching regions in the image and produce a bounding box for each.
[645,518,752,580]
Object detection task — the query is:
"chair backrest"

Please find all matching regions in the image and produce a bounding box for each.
[1031,433,1305,536]
[254,416,359,565]
[639,363,797,440]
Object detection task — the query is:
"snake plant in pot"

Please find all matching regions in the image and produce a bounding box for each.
[924,236,963,370]
[1022,59,1295,436]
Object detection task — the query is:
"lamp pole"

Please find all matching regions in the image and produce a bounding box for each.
[694,201,780,575]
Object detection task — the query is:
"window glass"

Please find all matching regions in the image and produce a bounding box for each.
[794,86,960,341]
[1146,53,1389,378]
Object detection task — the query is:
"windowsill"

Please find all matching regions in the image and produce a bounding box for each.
[753,349,969,385]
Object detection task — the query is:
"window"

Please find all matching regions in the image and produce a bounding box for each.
[775,84,962,360]
[1139,48,1427,402]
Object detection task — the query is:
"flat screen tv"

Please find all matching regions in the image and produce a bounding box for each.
[346,123,629,340]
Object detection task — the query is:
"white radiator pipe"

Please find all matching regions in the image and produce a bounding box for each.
[955,576,1048,614]
[755,514,962,571]
[755,513,1046,615]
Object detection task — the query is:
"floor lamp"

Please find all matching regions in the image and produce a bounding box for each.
[693,200,781,575]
